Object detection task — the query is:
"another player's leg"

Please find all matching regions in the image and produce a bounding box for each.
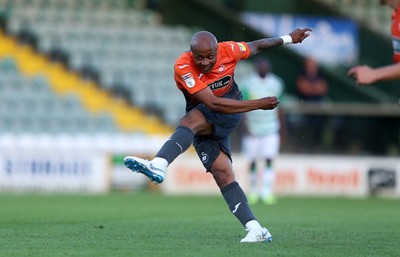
[210,151,272,243]
[261,133,279,204]
[261,158,277,205]
[242,136,260,204]
[247,160,259,204]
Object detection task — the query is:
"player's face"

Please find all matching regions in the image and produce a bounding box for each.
[305,57,318,76]
[192,48,217,74]
[380,0,398,8]
[256,61,270,78]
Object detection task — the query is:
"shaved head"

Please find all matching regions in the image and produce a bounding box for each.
[189,31,219,73]
[190,31,218,52]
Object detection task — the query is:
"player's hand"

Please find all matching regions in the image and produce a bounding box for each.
[260,96,279,110]
[347,65,376,85]
[289,28,312,44]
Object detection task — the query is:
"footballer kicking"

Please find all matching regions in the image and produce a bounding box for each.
[124,28,311,243]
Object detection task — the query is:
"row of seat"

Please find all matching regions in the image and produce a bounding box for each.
[0,0,144,10]
[0,58,119,134]
[2,1,253,126]
[0,133,168,153]
[0,113,117,134]
[8,7,161,26]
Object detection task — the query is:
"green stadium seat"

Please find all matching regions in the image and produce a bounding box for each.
[1,0,201,127]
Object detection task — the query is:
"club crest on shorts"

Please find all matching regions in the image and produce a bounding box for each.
[201,152,209,163]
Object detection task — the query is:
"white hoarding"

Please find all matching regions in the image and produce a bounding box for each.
[163,154,400,197]
[0,152,110,193]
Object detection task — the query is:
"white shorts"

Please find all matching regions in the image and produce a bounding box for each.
[242,133,280,160]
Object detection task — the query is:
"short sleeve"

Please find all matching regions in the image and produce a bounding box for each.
[222,41,251,62]
[174,65,208,95]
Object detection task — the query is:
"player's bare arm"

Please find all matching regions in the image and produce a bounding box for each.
[193,87,279,114]
[247,28,312,56]
[348,63,400,85]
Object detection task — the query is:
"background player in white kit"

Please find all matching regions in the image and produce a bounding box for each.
[241,57,285,205]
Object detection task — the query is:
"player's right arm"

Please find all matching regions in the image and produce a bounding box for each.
[192,86,279,114]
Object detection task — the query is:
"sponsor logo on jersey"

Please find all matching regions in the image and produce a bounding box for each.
[218,65,225,73]
[182,72,195,88]
[237,42,246,52]
[207,75,231,91]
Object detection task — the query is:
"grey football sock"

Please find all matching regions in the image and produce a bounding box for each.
[156,126,194,164]
[221,181,257,226]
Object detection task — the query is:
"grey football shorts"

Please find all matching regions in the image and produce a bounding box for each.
[192,88,243,171]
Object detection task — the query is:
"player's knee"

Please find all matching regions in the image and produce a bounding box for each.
[211,169,235,188]
[179,110,210,134]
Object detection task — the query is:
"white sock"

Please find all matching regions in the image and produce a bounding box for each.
[262,168,275,198]
[151,157,168,172]
[249,172,258,196]
[245,220,262,231]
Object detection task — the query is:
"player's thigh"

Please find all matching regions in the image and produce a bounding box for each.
[179,108,212,135]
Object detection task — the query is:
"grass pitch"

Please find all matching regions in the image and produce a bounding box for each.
[0,191,399,257]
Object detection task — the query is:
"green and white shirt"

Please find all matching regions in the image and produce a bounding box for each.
[241,72,284,137]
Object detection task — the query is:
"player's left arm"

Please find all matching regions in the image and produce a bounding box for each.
[347,62,400,85]
[247,28,312,56]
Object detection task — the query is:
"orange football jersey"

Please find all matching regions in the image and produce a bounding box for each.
[174,41,251,103]
[392,5,400,63]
